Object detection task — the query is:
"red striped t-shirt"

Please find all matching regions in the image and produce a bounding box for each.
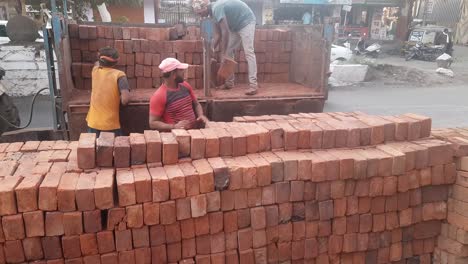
[149,82,197,125]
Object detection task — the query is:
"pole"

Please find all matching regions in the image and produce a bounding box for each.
[422,0,428,25]
[154,0,160,23]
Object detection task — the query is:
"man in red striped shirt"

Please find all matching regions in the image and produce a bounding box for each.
[149,58,209,131]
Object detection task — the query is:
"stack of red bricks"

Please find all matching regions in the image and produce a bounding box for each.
[69,24,292,92]
[431,128,468,263]
[0,112,460,264]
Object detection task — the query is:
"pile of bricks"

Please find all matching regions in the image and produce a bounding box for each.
[431,128,468,263]
[69,24,292,92]
[0,112,463,264]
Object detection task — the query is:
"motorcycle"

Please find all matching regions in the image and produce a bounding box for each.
[405,42,446,61]
[354,43,382,58]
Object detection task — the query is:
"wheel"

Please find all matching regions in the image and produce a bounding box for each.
[405,52,415,61]
[0,94,20,135]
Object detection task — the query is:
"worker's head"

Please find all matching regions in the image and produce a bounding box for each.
[444,28,449,34]
[98,47,119,67]
[192,0,210,17]
[0,67,5,80]
[160,58,189,85]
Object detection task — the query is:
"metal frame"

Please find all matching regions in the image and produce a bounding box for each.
[43,0,68,134]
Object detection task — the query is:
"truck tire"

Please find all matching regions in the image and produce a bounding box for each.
[0,94,20,135]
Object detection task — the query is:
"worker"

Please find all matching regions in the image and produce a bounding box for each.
[149,58,209,131]
[443,28,453,56]
[0,67,20,135]
[192,0,258,96]
[302,11,312,25]
[86,47,130,137]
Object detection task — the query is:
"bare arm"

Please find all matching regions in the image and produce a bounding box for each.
[120,89,130,106]
[149,115,175,132]
[149,115,192,132]
[219,18,230,57]
[213,22,221,51]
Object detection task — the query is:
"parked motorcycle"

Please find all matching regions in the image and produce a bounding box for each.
[355,43,382,58]
[405,42,446,61]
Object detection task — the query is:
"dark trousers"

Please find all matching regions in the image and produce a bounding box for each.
[87,127,123,137]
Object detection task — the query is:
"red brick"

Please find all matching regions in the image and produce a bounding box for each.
[148,167,169,202]
[56,172,79,212]
[247,188,262,208]
[240,248,255,263]
[373,213,386,232]
[209,212,224,234]
[164,165,186,200]
[2,214,25,240]
[249,154,272,187]
[97,231,115,254]
[76,172,96,211]
[196,235,211,255]
[116,169,136,207]
[211,232,226,254]
[386,211,399,230]
[23,237,44,261]
[164,222,181,244]
[115,229,132,252]
[24,210,44,237]
[14,174,42,212]
[63,212,83,236]
[4,240,25,263]
[160,201,176,225]
[161,133,179,165]
[131,167,152,204]
[151,245,167,263]
[181,238,196,259]
[106,208,125,231]
[319,200,334,220]
[193,159,215,193]
[38,172,62,211]
[62,235,82,259]
[385,195,398,212]
[358,197,370,214]
[398,192,410,211]
[118,250,136,264]
[333,217,347,235]
[114,136,130,168]
[250,207,266,230]
[238,228,253,251]
[144,130,162,163]
[77,133,96,169]
[45,212,64,236]
[80,233,98,256]
[94,169,115,209]
[347,214,360,234]
[42,236,63,260]
[125,204,143,228]
[206,191,221,212]
[0,176,23,215]
[179,163,200,196]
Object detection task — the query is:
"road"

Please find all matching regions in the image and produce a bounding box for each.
[324,83,468,128]
[325,45,468,128]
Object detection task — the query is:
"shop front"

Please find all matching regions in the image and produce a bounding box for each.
[339,0,403,40]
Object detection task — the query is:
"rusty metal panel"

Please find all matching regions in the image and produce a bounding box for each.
[416,0,463,27]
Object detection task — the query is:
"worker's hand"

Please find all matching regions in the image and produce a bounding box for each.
[174,120,192,130]
[197,115,209,125]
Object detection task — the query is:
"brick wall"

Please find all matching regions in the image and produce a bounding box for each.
[0,112,464,263]
[69,24,293,91]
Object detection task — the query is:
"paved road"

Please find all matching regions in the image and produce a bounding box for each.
[324,84,468,128]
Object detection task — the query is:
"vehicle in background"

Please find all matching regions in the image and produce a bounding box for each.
[331,44,353,62]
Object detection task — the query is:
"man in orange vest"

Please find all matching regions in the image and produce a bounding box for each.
[86,47,130,136]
